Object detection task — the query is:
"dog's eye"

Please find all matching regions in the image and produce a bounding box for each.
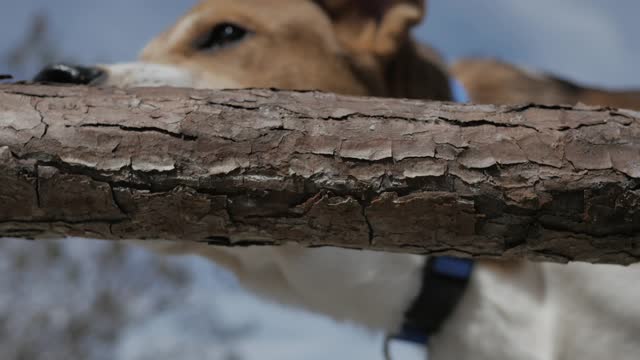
[194,23,249,51]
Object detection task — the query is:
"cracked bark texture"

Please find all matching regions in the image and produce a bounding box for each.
[1,84,640,264]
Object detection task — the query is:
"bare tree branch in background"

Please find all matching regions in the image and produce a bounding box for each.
[5,13,62,74]
[0,238,255,360]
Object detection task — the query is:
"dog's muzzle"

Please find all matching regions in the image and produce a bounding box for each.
[34,62,204,89]
[33,64,105,85]
[33,62,239,89]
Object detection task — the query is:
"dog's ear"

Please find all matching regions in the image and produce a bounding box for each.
[315,0,426,57]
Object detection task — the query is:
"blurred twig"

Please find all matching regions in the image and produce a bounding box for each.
[4,12,62,75]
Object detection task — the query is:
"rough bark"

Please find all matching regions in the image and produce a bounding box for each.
[1,84,639,264]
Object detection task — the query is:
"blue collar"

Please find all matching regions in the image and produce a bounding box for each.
[390,256,474,346]
[450,77,471,103]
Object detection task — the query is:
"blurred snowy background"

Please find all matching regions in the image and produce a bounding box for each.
[1,1,639,359]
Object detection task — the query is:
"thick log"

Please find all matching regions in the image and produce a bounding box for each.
[1,84,639,264]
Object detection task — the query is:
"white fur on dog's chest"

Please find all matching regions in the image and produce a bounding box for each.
[222,244,426,331]
[430,262,640,360]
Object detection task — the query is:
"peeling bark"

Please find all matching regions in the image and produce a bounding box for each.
[1,84,640,264]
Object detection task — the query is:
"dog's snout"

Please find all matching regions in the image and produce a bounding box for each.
[33,64,104,85]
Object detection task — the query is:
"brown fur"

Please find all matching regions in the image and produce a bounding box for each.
[141,1,640,111]
[140,0,450,100]
[452,58,640,110]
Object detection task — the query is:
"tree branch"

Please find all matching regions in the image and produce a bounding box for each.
[1,84,639,264]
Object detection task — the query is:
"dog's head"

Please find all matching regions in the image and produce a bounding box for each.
[34,0,451,100]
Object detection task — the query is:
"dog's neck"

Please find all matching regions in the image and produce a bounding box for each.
[212,243,637,360]
[385,40,453,101]
[346,40,453,100]
[241,246,551,359]
[217,245,542,341]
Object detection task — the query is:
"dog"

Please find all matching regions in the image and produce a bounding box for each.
[33,1,640,359]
